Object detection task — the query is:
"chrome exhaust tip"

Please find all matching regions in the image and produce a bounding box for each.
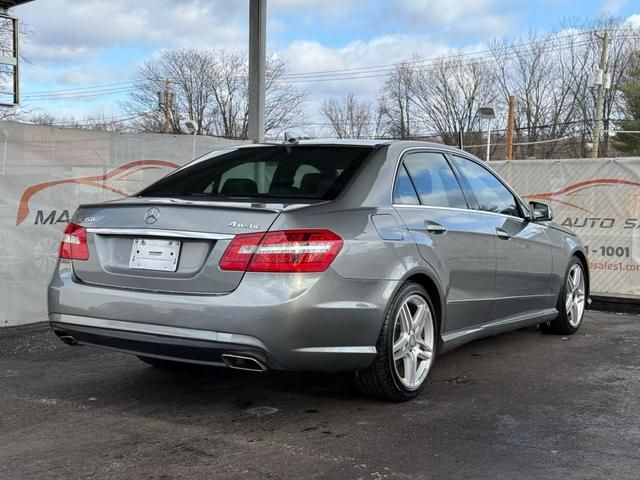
[221,354,267,372]
[58,335,78,345]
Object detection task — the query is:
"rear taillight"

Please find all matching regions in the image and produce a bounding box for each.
[219,229,343,273]
[59,223,89,260]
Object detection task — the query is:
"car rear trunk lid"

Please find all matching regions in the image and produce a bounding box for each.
[70,198,289,294]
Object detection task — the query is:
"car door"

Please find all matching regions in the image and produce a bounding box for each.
[392,150,497,333]
[449,155,555,321]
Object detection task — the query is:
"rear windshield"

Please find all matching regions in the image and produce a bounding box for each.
[139,145,374,201]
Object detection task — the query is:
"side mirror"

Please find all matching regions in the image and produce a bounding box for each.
[529,201,553,222]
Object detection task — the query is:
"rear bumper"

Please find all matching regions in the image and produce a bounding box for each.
[50,314,278,369]
[48,262,396,371]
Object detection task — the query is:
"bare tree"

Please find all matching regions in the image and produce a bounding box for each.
[320,93,373,138]
[378,61,414,138]
[19,112,134,131]
[122,49,307,139]
[589,17,640,156]
[489,31,591,158]
[407,55,497,147]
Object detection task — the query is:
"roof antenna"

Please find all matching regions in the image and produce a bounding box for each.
[283,132,299,145]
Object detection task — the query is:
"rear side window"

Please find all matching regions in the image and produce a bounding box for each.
[402,152,467,209]
[393,165,420,205]
[140,146,373,201]
[451,156,521,217]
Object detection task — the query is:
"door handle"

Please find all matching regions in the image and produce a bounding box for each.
[495,228,512,240]
[425,223,447,234]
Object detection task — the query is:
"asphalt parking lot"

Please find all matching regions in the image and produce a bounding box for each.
[1,310,639,480]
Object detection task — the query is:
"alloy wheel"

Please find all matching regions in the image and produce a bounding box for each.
[566,264,586,327]
[392,294,435,390]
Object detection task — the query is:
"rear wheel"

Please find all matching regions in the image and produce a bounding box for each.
[542,257,586,335]
[355,282,437,401]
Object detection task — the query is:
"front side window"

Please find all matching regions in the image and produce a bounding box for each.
[402,152,467,209]
[451,156,521,217]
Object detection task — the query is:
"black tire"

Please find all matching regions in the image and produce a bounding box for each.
[541,256,586,335]
[137,355,188,369]
[355,282,437,402]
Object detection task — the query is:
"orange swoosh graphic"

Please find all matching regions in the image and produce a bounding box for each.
[522,178,640,215]
[16,160,179,226]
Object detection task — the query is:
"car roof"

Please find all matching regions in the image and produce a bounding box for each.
[255,139,469,153]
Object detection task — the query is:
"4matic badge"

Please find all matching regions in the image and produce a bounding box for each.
[228,221,261,230]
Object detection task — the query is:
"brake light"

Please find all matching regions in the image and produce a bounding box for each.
[218,232,264,271]
[219,229,343,273]
[59,223,89,260]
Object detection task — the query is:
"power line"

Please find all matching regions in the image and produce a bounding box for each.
[20,29,639,100]
[279,30,598,79]
[22,86,140,100]
[22,80,142,96]
[279,34,640,83]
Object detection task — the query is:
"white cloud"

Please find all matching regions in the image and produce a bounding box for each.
[398,0,495,24]
[626,14,640,27]
[280,33,472,127]
[18,0,249,63]
[12,0,512,122]
[282,34,452,97]
[600,0,629,15]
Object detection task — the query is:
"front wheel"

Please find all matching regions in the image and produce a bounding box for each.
[542,257,587,335]
[355,282,437,401]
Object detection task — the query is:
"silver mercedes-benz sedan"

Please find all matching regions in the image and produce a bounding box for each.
[48,140,589,401]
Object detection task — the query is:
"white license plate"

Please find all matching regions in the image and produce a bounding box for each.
[129,238,181,272]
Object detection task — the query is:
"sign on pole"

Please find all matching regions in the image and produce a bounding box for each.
[0,13,19,106]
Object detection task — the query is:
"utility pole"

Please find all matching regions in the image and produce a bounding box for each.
[486,120,492,161]
[158,80,174,134]
[162,79,173,134]
[248,0,267,143]
[592,32,609,159]
[505,95,516,160]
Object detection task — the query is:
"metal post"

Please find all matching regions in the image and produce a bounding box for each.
[248,0,266,143]
[12,16,19,105]
[162,79,172,134]
[505,95,515,161]
[592,32,609,159]
[486,119,491,161]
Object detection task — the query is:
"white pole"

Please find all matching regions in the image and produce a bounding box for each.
[248,0,267,143]
[486,119,491,161]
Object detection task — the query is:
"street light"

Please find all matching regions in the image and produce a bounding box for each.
[477,106,496,161]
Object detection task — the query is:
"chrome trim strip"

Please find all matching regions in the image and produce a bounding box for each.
[294,346,377,354]
[447,294,554,304]
[49,314,264,348]
[86,228,234,240]
[390,146,450,206]
[392,204,525,222]
[390,146,528,221]
[442,308,558,344]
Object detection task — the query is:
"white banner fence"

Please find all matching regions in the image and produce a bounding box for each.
[0,122,245,327]
[492,158,640,301]
[1,122,639,326]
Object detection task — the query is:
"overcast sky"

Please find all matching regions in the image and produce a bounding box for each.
[12,0,640,121]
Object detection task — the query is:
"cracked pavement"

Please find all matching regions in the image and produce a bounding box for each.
[1,310,639,479]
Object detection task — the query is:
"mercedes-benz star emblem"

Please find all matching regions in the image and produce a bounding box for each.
[144,207,160,225]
